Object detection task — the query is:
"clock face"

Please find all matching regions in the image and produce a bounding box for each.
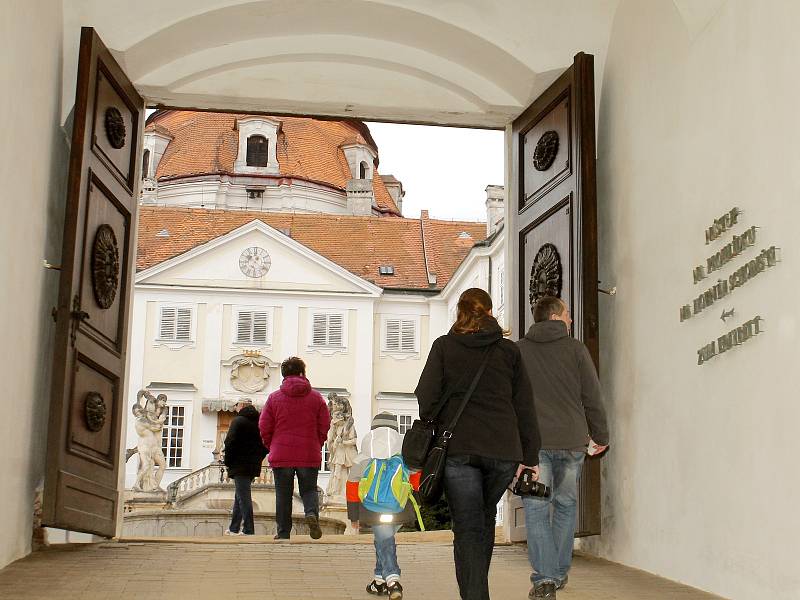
[239,247,271,278]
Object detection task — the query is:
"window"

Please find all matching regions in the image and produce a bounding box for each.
[159,306,192,342]
[246,188,264,200]
[246,135,269,167]
[161,405,186,468]
[320,442,331,472]
[142,149,150,179]
[311,312,345,347]
[383,318,417,353]
[236,310,269,345]
[359,161,369,179]
[398,414,413,435]
[378,265,395,275]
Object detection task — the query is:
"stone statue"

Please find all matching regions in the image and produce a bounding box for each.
[131,390,168,492]
[325,393,358,502]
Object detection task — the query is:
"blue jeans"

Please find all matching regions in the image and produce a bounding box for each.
[372,523,402,582]
[523,450,585,585]
[229,476,255,534]
[444,454,517,600]
[272,467,319,538]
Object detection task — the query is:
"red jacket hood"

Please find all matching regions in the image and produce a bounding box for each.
[280,375,312,397]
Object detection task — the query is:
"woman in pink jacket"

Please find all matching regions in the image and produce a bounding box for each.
[259,356,331,540]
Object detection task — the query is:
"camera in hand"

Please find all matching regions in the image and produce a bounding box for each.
[512,468,550,498]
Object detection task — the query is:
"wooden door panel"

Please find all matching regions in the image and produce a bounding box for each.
[521,197,573,333]
[510,53,600,539]
[67,353,119,469]
[43,27,142,537]
[78,173,131,351]
[91,65,140,191]
[522,95,572,207]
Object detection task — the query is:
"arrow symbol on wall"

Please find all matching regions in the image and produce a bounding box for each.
[720,308,735,323]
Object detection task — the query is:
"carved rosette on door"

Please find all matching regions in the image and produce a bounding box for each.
[104,106,126,149]
[532,130,560,171]
[91,224,120,309]
[529,243,563,308]
[83,391,107,432]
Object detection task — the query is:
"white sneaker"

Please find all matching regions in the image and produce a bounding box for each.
[224,529,245,536]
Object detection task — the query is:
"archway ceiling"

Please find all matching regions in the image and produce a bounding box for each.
[63,0,621,128]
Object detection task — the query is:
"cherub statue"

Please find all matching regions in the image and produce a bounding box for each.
[131,390,168,492]
[325,393,358,501]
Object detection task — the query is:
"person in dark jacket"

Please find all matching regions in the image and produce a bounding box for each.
[517,296,609,599]
[259,356,331,540]
[415,287,540,600]
[223,403,267,535]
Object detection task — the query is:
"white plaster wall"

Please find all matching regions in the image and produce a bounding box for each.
[583,2,800,598]
[0,0,67,570]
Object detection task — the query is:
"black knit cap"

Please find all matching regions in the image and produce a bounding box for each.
[371,412,399,431]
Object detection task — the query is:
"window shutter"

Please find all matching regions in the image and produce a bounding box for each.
[237,311,253,343]
[385,319,400,352]
[176,308,192,341]
[328,314,344,346]
[160,307,177,339]
[253,312,268,344]
[312,314,328,346]
[400,320,416,353]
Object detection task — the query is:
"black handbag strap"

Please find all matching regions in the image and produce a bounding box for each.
[440,344,494,438]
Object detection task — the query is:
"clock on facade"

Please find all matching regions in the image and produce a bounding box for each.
[239,247,271,278]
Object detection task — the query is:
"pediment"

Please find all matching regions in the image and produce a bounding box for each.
[136,220,381,296]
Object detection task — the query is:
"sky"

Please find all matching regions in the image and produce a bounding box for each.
[366,122,504,222]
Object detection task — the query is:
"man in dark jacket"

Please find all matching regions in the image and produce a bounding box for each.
[224,403,267,535]
[517,296,609,599]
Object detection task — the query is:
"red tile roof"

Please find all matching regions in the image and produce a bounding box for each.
[137,207,485,290]
[146,111,400,215]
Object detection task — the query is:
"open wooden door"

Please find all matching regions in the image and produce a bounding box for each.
[508,52,601,540]
[43,28,143,537]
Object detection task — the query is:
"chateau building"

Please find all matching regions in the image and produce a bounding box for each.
[125,110,497,491]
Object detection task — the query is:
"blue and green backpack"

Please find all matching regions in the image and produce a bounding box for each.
[358,454,425,531]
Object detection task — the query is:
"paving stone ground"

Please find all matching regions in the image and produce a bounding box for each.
[0,533,725,600]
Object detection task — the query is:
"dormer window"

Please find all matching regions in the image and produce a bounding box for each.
[342,142,377,181]
[246,136,268,167]
[234,117,281,175]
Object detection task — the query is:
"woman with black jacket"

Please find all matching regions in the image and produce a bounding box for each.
[415,288,541,600]
[223,404,268,535]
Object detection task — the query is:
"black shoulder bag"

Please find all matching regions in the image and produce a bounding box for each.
[416,346,494,505]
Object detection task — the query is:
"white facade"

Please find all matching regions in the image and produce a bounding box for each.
[125,221,443,491]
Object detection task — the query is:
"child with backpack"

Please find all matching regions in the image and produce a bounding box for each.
[347,412,424,600]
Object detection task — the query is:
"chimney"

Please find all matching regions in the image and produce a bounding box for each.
[485,185,505,236]
[346,178,374,215]
[381,174,405,214]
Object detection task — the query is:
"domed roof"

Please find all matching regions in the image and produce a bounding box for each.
[145,110,399,215]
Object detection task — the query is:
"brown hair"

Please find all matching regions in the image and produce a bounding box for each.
[532,296,565,323]
[281,356,306,377]
[451,288,501,334]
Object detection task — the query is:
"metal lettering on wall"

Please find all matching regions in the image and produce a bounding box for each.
[678,207,781,365]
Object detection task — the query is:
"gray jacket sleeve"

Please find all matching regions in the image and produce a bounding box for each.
[576,343,609,446]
